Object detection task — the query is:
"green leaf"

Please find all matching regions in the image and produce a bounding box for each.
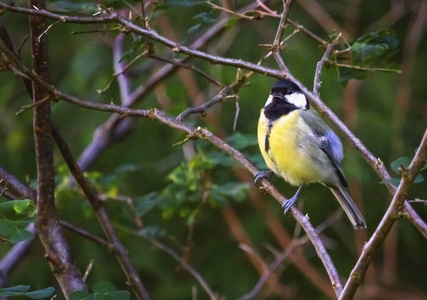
[70,291,87,300]
[9,228,34,244]
[0,220,15,236]
[383,177,401,186]
[0,285,54,299]
[226,132,258,150]
[187,23,202,35]
[166,0,203,7]
[414,173,424,184]
[225,17,239,31]
[390,157,411,174]
[92,281,116,293]
[210,182,250,207]
[70,282,129,300]
[0,200,35,218]
[352,30,398,65]
[50,1,98,13]
[0,285,30,297]
[137,225,165,238]
[135,192,161,216]
[105,290,130,300]
[25,287,55,299]
[193,12,217,23]
[13,199,33,214]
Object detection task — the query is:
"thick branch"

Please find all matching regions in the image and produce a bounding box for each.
[29,0,84,296]
[339,129,427,299]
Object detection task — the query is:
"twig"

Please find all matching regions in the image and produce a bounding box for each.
[51,124,151,300]
[149,238,218,300]
[83,260,95,282]
[313,34,341,95]
[176,80,245,121]
[271,0,293,73]
[0,3,284,78]
[287,19,327,45]
[112,33,133,105]
[334,63,402,74]
[15,95,50,115]
[273,0,293,47]
[339,129,427,299]
[77,0,264,171]
[149,54,222,86]
[297,0,349,39]
[61,220,111,248]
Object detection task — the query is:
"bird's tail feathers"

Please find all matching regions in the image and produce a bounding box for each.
[329,186,366,230]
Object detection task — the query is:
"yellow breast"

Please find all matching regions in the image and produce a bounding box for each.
[257,109,321,186]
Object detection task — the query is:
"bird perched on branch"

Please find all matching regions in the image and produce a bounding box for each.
[255,79,366,229]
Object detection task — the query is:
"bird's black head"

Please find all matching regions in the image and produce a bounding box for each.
[271,79,302,96]
[262,79,309,121]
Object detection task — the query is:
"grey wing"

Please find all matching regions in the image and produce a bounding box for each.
[301,110,347,187]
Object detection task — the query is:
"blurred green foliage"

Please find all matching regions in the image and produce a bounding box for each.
[0,285,54,299]
[70,281,130,300]
[0,200,35,243]
[0,0,426,299]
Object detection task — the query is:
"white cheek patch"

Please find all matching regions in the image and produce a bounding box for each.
[264,94,274,107]
[285,92,307,109]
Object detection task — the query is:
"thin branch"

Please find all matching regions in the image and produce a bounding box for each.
[0,3,284,78]
[76,1,259,171]
[112,33,133,105]
[273,0,293,47]
[313,34,340,95]
[334,63,401,74]
[271,0,293,73]
[176,78,246,121]
[237,214,340,300]
[61,220,111,248]
[51,125,151,300]
[297,0,349,39]
[339,129,427,299]
[149,54,222,86]
[149,238,218,300]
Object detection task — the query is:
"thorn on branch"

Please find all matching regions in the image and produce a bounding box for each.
[172,45,180,52]
[15,95,51,116]
[172,135,198,147]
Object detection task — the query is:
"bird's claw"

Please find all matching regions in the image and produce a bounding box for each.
[254,170,273,187]
[282,198,296,215]
[282,186,302,215]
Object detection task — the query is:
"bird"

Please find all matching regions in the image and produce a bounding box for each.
[255,79,366,229]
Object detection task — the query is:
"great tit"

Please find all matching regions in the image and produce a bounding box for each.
[256,79,366,230]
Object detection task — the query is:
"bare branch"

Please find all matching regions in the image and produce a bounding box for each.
[29,0,85,294]
[51,125,151,300]
[149,238,218,300]
[113,33,133,105]
[313,34,340,95]
[340,129,427,299]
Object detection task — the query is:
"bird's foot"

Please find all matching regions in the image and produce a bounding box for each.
[254,170,273,187]
[282,186,302,215]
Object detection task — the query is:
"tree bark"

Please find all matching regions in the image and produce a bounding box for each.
[29,0,85,297]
